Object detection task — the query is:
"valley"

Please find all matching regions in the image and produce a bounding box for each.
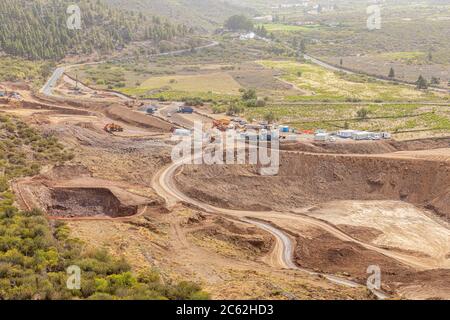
[0,0,449,302]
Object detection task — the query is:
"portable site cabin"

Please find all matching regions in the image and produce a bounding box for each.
[173,129,191,137]
[370,132,382,140]
[352,131,370,140]
[279,125,290,133]
[337,130,356,138]
[314,133,329,141]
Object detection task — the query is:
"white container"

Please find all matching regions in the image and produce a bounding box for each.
[314,133,329,141]
[173,129,191,137]
[337,130,356,138]
[352,131,370,140]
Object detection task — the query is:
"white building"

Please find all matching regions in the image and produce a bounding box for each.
[253,15,273,22]
[240,32,256,40]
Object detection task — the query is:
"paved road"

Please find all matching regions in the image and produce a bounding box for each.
[304,54,354,74]
[41,67,65,96]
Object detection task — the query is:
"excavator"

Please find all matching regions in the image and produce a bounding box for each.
[104,123,124,133]
[212,118,231,132]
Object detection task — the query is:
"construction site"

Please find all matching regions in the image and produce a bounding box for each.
[0,65,449,301]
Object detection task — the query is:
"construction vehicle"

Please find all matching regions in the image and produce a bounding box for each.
[104,123,124,133]
[177,106,194,114]
[212,118,231,132]
[125,99,144,108]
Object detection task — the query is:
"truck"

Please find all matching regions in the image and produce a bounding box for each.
[177,106,194,114]
[145,106,157,114]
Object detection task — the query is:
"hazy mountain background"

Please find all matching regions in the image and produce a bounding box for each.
[104,0,257,31]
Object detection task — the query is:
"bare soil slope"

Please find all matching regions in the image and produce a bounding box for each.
[175,151,450,220]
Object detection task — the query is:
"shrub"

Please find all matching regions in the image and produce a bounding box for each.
[356,108,370,120]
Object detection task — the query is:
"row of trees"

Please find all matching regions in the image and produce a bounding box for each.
[389,67,439,90]
[0,0,192,60]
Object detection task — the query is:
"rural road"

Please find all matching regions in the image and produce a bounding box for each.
[304,54,353,74]
[40,40,220,97]
[41,67,65,96]
[151,153,391,299]
[303,53,450,94]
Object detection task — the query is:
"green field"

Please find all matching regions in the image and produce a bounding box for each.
[261,23,321,32]
[125,72,241,96]
[259,60,447,102]
[243,103,450,134]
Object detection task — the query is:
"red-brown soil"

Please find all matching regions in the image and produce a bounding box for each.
[174,151,450,220]
[294,226,450,295]
[13,165,154,218]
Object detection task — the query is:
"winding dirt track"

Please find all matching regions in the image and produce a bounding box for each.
[151,155,393,299]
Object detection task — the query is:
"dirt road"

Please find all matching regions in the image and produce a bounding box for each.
[152,154,391,299]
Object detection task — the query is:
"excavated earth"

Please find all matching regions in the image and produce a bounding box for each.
[14,165,155,218]
[174,147,450,298]
[175,151,450,221]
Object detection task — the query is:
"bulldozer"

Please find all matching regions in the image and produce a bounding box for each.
[125,99,144,109]
[212,118,231,132]
[104,123,124,133]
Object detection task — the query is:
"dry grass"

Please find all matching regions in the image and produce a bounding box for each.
[138,72,242,95]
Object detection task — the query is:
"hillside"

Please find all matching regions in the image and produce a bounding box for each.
[104,0,256,30]
[0,0,192,60]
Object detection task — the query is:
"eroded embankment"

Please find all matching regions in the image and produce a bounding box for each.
[105,105,174,132]
[174,152,450,220]
[46,187,138,218]
[14,165,154,219]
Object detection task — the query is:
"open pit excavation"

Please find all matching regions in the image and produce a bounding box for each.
[174,149,450,221]
[3,78,449,299]
[152,154,395,299]
[1,0,450,305]
[167,145,450,299]
[13,165,154,220]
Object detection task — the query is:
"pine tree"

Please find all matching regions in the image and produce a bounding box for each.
[416,75,428,90]
[388,67,395,78]
[0,0,191,61]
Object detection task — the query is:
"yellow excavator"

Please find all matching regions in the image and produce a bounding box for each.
[104,123,124,133]
[212,119,231,132]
